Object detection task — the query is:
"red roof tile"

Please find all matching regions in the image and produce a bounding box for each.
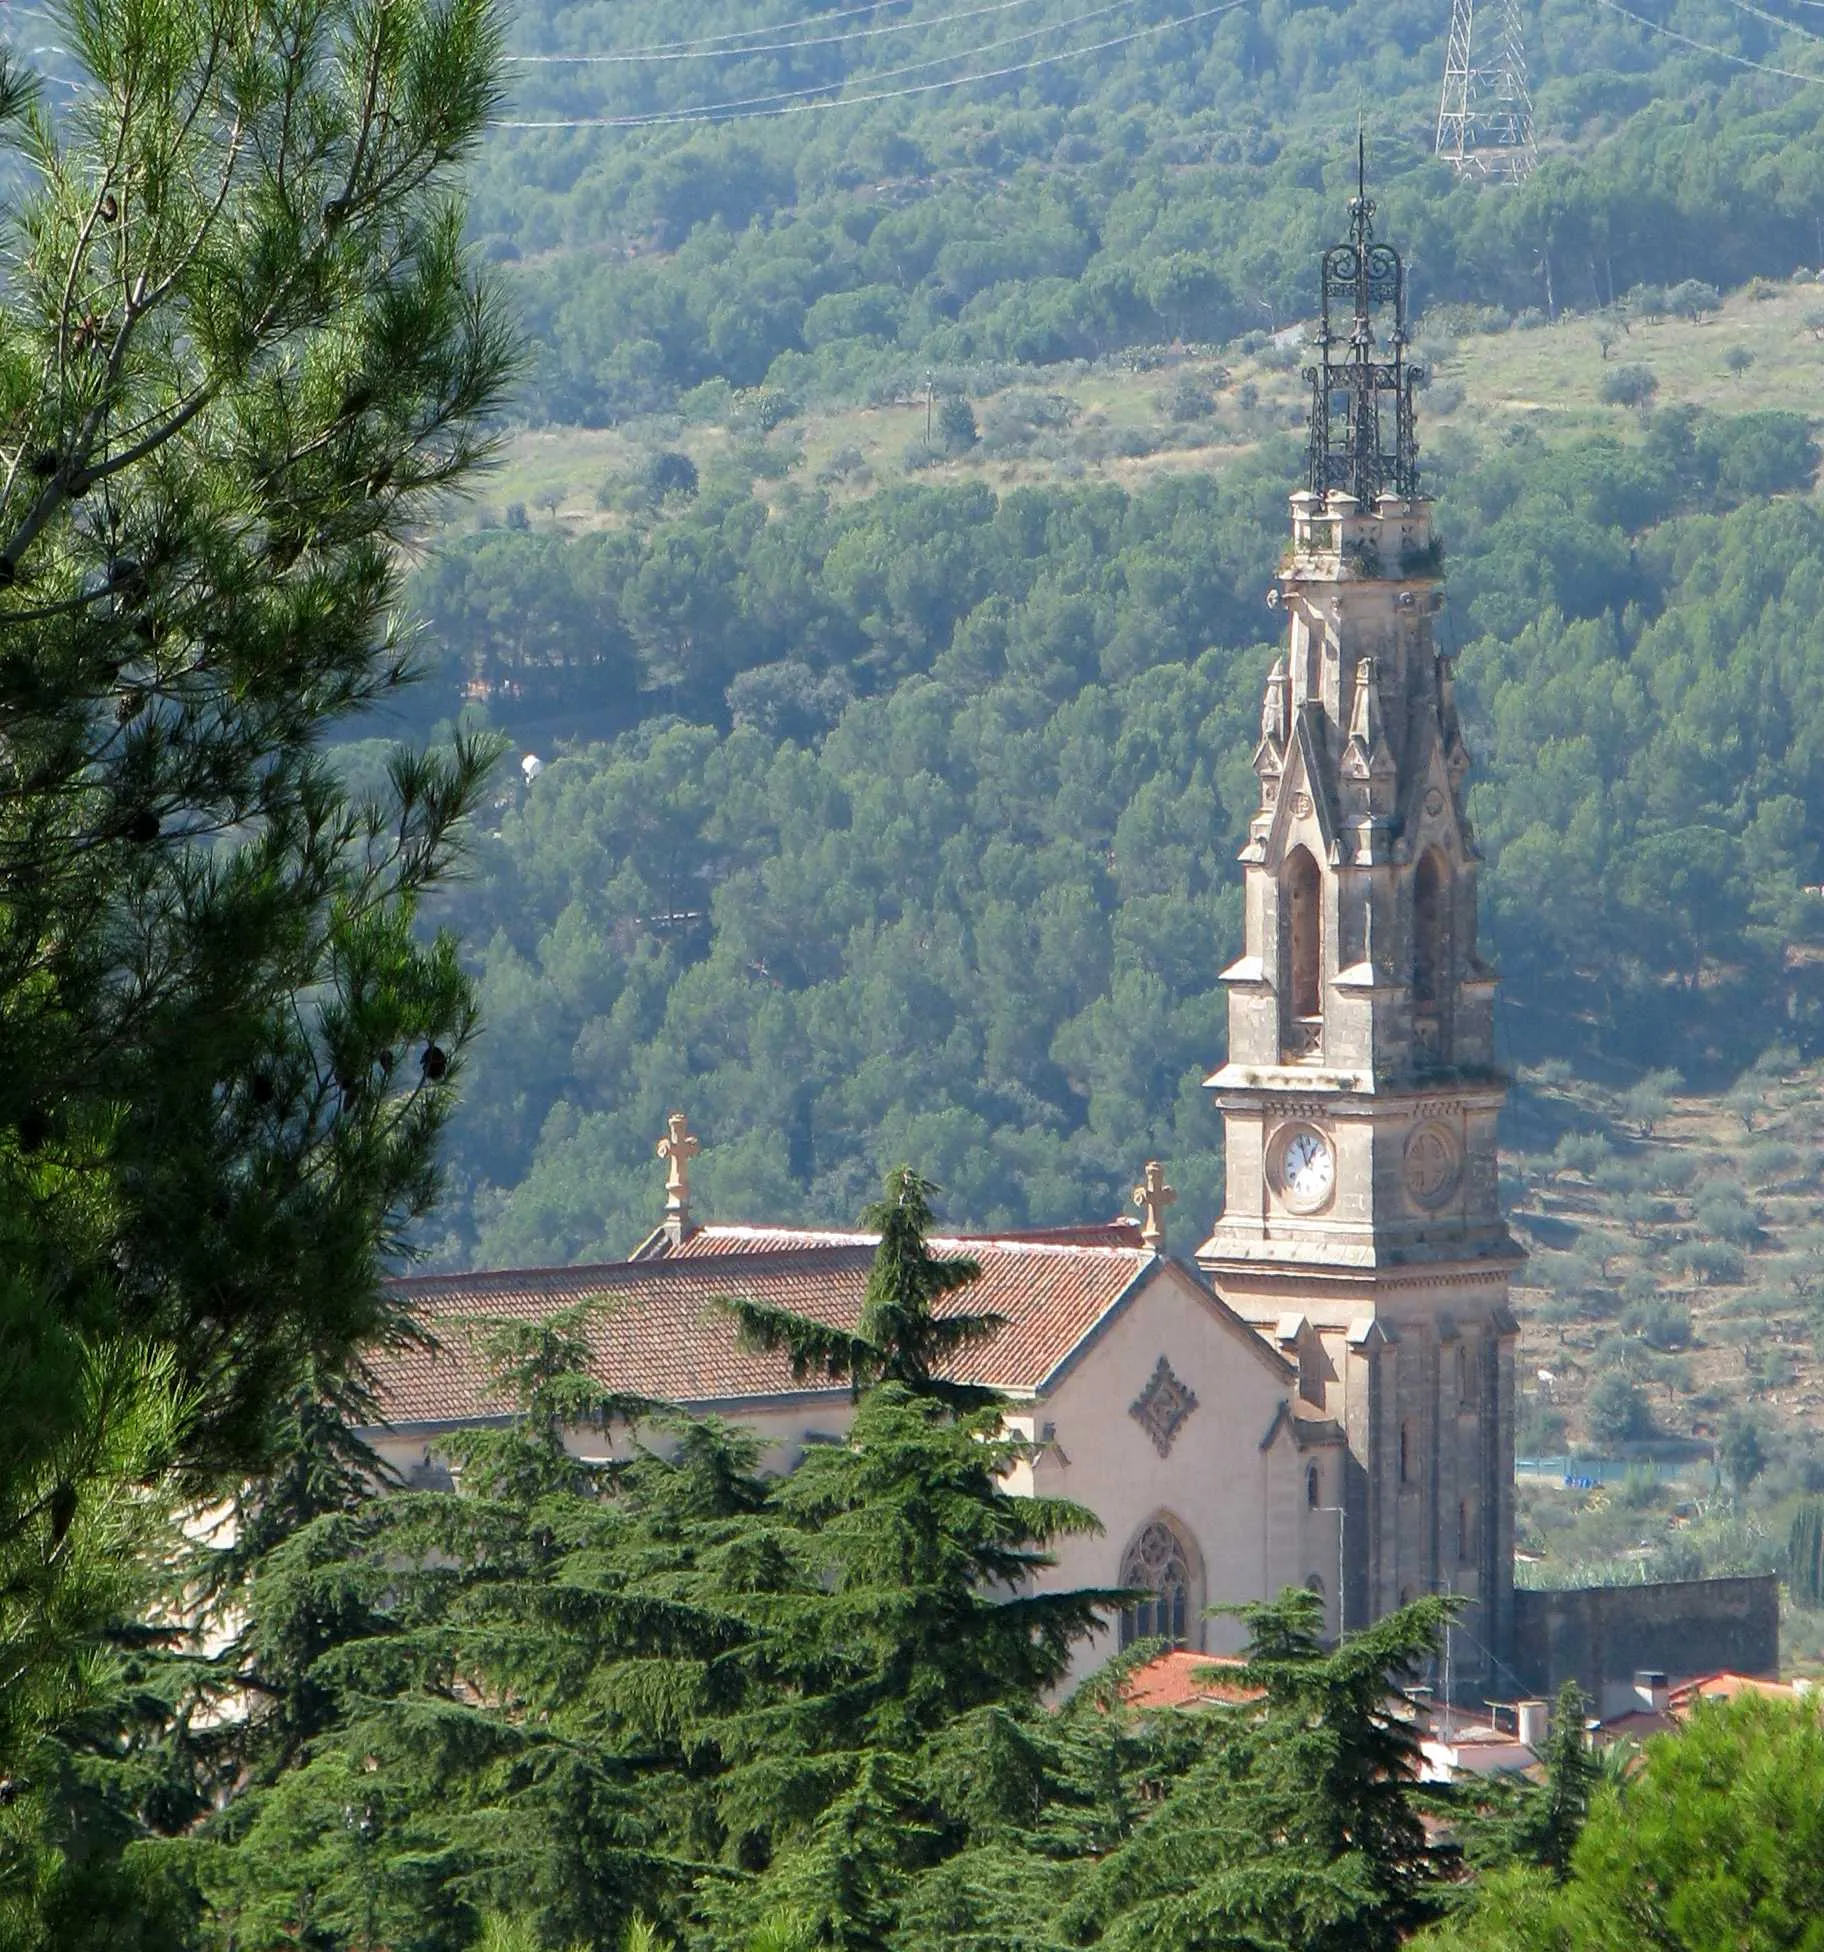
[1668,1671,1798,1709]
[1123,1649,1260,1710]
[368,1232,1160,1429]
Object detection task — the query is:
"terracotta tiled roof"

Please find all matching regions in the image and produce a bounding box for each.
[368,1232,1161,1430]
[1668,1671,1800,1710]
[667,1220,1149,1255]
[1122,1649,1260,1711]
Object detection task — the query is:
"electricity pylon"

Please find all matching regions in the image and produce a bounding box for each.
[1436,0,1536,183]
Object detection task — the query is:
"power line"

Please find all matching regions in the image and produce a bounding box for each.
[513,0,911,60]
[506,0,1047,64]
[1714,0,1824,42]
[499,0,1245,130]
[511,0,1143,126]
[1590,0,1824,80]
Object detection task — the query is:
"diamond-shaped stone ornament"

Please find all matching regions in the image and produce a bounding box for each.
[1130,1355,1198,1458]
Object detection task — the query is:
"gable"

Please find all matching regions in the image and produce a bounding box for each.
[1037,1259,1295,1399]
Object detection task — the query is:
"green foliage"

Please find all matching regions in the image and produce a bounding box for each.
[1585,1374,1649,1447]
[936,396,979,454]
[463,0,1824,428]
[724,1168,1001,1407]
[0,0,513,1935]
[1788,1496,1824,1606]
[1519,1683,1600,1882]
[1719,1410,1768,1493]
[403,397,1824,1260]
[1597,363,1658,409]
[182,1174,1122,1951]
[1062,1590,1456,1952]
[1421,1695,1824,1951]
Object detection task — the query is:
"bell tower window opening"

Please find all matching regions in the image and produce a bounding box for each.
[1412,848,1450,1058]
[1283,846,1323,1056]
[1119,1516,1199,1650]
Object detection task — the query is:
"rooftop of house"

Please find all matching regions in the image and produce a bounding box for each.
[1596,1669,1813,1745]
[1120,1649,1260,1711]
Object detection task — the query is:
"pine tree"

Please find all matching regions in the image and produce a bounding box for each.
[723,1167,1004,1410]
[0,0,514,1929]
[703,1170,1123,1949]
[1789,1496,1824,1606]
[1061,1588,1456,1952]
[196,1310,760,1950]
[1515,1680,1598,1881]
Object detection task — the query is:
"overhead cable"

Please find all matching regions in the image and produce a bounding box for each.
[1713,0,1824,42]
[1590,0,1824,79]
[516,0,912,60]
[508,0,1142,124]
[507,0,1047,63]
[501,0,1246,128]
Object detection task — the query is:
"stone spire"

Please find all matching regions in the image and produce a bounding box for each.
[1196,173,1521,1699]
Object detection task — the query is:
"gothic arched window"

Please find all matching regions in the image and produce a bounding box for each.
[1283,845,1323,1037]
[1307,1463,1321,1509]
[1412,847,1448,1010]
[1119,1517,1197,1649]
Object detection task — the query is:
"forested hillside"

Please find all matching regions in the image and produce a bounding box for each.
[373,0,1824,1268]
[408,408,1824,1268]
[476,0,1824,424]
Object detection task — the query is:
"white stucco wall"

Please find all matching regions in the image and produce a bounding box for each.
[367,1267,1329,1693]
[1024,1264,1308,1684]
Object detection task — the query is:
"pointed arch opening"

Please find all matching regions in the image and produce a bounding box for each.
[1282,845,1323,1057]
[1118,1513,1203,1650]
[1412,847,1449,1011]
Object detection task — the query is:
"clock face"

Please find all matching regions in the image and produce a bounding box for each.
[1278,1126,1335,1209]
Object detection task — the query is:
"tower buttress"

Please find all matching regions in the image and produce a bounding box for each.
[1198,169,1521,1692]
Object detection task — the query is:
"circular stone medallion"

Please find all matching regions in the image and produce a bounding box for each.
[1403,1122,1461,1209]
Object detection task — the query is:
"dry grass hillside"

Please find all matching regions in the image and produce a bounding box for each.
[472,274,1824,527]
[1507,1053,1824,1458]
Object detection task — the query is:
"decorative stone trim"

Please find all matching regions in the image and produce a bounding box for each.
[1130,1355,1200,1457]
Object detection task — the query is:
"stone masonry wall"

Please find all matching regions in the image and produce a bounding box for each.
[1513,1575,1780,1716]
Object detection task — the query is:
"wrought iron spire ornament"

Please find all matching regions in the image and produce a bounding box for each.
[1303,141,1421,506]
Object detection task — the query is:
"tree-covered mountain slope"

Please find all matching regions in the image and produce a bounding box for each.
[410,408,1824,1269]
[472,0,1824,423]
[377,3,1824,1286]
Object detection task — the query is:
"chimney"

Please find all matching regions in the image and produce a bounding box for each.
[1516,1698,1550,1749]
[1634,1670,1670,1713]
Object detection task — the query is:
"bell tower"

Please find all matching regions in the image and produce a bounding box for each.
[1196,159,1521,1691]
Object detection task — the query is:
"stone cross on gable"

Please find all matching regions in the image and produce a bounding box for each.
[657,1111,701,1234]
[1133,1160,1176,1250]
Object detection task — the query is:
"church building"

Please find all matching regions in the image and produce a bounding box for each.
[362,180,1523,1695]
